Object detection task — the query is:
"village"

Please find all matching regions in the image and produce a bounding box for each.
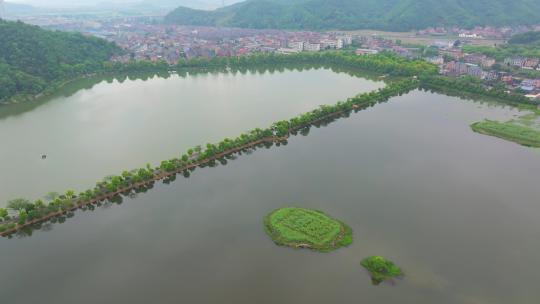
[355,35,540,101]
[23,15,540,101]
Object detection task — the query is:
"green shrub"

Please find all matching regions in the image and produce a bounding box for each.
[361,256,403,285]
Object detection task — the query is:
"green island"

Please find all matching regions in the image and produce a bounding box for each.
[263,207,352,252]
[361,256,403,285]
[471,120,540,148]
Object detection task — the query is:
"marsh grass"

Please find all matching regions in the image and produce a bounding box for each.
[471,119,540,147]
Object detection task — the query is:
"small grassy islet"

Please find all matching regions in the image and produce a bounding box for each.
[471,119,540,147]
[264,207,404,285]
[263,207,352,252]
[361,256,403,285]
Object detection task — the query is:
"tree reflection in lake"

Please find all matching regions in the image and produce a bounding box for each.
[4,102,376,238]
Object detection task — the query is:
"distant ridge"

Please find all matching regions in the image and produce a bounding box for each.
[165,0,540,31]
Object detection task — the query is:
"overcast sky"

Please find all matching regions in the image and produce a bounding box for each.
[8,0,238,7]
[8,0,140,7]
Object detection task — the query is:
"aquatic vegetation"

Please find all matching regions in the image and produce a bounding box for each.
[361,256,403,285]
[264,207,352,252]
[471,119,540,147]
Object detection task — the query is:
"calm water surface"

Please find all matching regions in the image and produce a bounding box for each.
[0,68,382,204]
[1,70,540,304]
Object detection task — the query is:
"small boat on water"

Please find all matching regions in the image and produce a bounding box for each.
[41,154,47,159]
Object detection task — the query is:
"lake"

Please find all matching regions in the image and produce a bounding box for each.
[0,67,383,204]
[1,68,540,304]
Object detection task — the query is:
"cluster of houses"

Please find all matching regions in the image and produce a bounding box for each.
[103,21,355,63]
[354,36,418,58]
[432,54,540,100]
[435,52,498,80]
[41,15,538,101]
[503,57,540,70]
[429,46,540,74]
[440,61,498,80]
[352,35,540,101]
[502,76,540,98]
[276,35,353,54]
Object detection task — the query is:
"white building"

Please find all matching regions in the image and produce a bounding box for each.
[355,48,379,55]
[304,43,321,52]
[459,33,482,38]
[321,39,338,49]
[288,41,305,52]
[337,35,353,45]
[277,48,301,55]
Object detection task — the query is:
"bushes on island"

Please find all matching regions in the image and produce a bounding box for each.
[264,207,353,252]
[361,256,403,285]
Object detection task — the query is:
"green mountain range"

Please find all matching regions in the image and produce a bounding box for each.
[165,0,540,31]
[0,20,122,102]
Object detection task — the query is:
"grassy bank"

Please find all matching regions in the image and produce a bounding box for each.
[264,207,352,252]
[471,120,540,147]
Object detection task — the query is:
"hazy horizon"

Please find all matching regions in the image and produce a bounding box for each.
[6,0,242,9]
[8,0,139,7]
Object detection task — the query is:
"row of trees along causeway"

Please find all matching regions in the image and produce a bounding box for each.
[0,78,419,237]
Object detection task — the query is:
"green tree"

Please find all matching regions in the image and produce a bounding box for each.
[44,192,60,201]
[7,198,33,211]
[18,209,28,225]
[0,208,8,220]
[64,190,75,200]
[0,20,122,102]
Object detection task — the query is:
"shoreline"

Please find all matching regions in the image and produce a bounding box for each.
[0,74,99,106]
[471,120,540,147]
[263,208,353,252]
[0,63,382,107]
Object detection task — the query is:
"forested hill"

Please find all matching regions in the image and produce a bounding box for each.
[0,20,122,102]
[165,0,540,31]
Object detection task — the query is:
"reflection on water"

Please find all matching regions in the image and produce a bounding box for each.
[0,64,381,120]
[7,102,367,239]
[0,67,383,204]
